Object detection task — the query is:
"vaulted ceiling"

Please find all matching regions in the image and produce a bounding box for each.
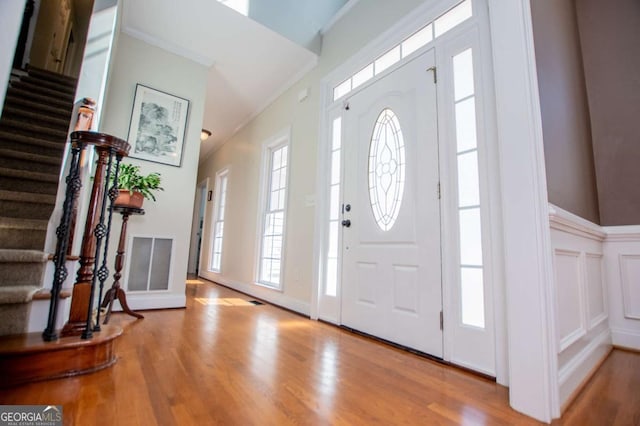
[120,0,348,161]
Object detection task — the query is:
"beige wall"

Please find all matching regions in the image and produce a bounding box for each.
[576,0,640,226]
[197,0,424,312]
[101,33,207,308]
[531,0,600,224]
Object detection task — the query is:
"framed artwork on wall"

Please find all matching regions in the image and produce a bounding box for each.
[127,84,190,167]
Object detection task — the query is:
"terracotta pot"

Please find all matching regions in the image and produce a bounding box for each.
[114,189,144,209]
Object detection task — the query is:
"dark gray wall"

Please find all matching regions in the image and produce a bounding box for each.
[531,0,600,224]
[576,0,640,226]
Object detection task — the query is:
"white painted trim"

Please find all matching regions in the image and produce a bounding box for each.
[557,328,611,409]
[584,253,608,330]
[200,274,310,316]
[619,254,640,320]
[554,249,587,352]
[254,127,292,290]
[487,0,558,420]
[610,327,640,350]
[603,225,640,242]
[209,169,229,274]
[112,293,186,310]
[549,204,606,242]
[322,0,469,101]
[121,26,215,67]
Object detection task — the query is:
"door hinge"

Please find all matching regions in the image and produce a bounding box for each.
[437,182,441,199]
[440,311,444,330]
[427,66,437,84]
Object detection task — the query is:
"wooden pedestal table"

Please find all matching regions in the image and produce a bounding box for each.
[101,205,144,324]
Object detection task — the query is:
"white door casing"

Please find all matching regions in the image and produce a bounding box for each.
[340,50,443,357]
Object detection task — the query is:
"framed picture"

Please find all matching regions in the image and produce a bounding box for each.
[127,84,190,167]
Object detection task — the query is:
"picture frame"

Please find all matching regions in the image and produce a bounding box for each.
[127,84,190,167]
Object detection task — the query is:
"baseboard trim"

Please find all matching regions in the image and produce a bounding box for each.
[198,273,310,316]
[610,327,640,351]
[111,293,186,311]
[558,328,611,410]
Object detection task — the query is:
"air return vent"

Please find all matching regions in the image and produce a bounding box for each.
[127,237,173,291]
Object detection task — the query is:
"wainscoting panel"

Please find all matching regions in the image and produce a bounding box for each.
[553,249,585,351]
[549,205,611,410]
[619,255,640,319]
[604,227,640,349]
[585,254,607,329]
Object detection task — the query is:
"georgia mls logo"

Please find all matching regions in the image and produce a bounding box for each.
[43,406,61,418]
[0,405,63,425]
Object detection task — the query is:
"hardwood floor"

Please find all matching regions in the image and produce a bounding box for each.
[0,279,638,425]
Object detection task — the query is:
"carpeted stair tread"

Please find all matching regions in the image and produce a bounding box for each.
[0,119,68,140]
[0,249,48,288]
[26,66,77,87]
[0,217,48,250]
[0,166,58,183]
[0,249,48,263]
[0,286,41,304]
[1,105,70,129]
[21,76,77,96]
[0,148,60,165]
[0,190,56,220]
[10,81,75,103]
[0,190,56,204]
[0,130,66,154]
[0,217,48,231]
[4,95,72,120]
[5,87,73,110]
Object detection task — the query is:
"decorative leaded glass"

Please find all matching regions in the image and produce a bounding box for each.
[368,109,406,231]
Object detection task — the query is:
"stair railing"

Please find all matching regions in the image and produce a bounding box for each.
[44,131,129,341]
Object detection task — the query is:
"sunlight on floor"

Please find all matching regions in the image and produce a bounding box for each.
[195,297,255,306]
[186,279,205,285]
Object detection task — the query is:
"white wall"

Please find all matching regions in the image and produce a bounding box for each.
[197,0,424,314]
[0,0,26,115]
[100,33,207,309]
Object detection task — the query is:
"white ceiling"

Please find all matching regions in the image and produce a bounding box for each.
[121,0,327,161]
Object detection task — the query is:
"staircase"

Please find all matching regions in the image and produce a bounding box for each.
[0,66,77,336]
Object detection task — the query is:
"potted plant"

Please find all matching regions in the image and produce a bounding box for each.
[112,163,163,209]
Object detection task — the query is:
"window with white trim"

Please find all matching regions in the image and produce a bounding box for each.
[452,48,485,329]
[332,0,472,101]
[325,117,342,297]
[258,138,289,288]
[210,169,229,273]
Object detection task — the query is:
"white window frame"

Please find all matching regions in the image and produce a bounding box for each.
[256,127,291,290]
[209,168,229,273]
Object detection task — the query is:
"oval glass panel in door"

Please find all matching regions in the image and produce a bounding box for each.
[368,108,406,231]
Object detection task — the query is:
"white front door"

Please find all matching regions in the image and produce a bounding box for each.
[341,49,442,357]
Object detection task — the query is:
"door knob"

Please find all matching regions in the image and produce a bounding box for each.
[342,219,351,228]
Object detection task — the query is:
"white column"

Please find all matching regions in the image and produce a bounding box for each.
[487,0,559,422]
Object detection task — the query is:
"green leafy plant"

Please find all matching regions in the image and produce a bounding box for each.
[113,163,164,201]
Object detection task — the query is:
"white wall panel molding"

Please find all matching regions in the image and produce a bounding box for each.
[618,255,640,320]
[549,204,606,242]
[603,225,640,351]
[553,249,586,352]
[603,225,640,242]
[584,253,607,330]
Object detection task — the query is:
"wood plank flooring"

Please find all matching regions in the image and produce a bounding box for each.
[0,279,638,425]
